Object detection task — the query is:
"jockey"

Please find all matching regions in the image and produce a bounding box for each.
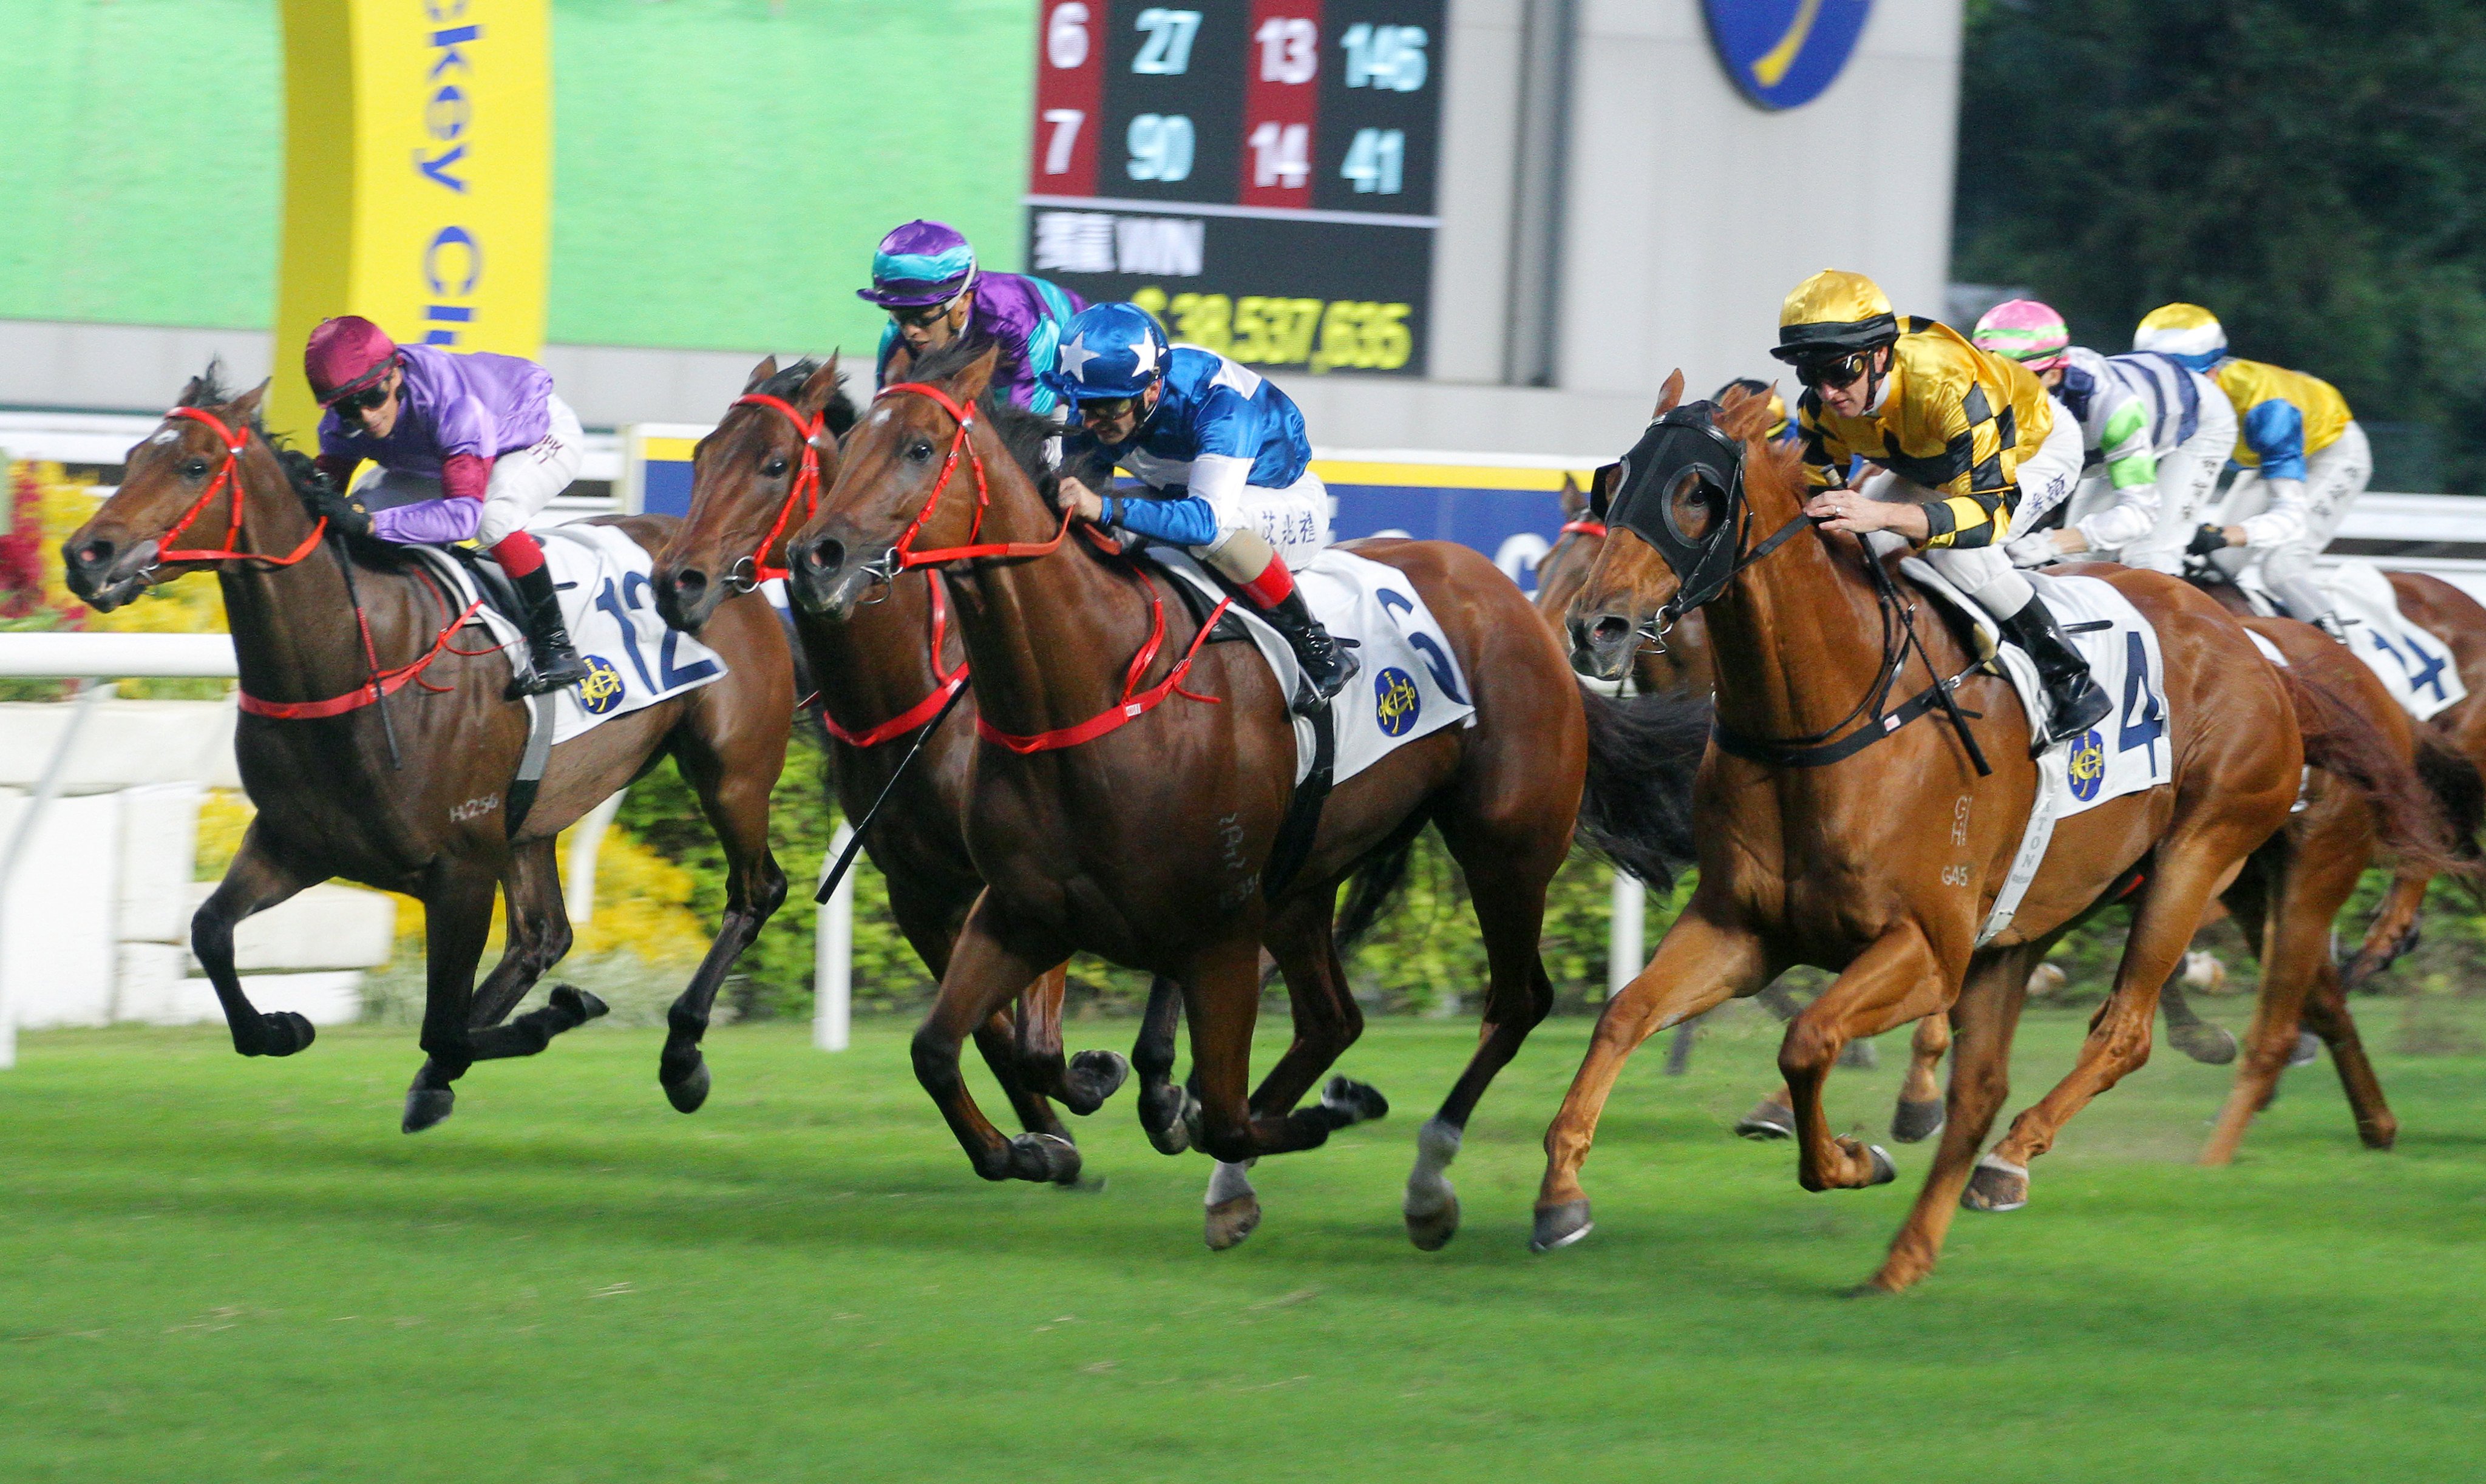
[1713,378,1801,447]
[1773,270,2110,746]
[860,220,1084,415]
[1971,299,2239,575]
[2136,303,2368,638]
[303,316,590,697]
[1042,302,1357,712]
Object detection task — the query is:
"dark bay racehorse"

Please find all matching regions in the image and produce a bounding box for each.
[650,356,1128,1178]
[1550,381,2455,1292]
[61,371,793,1132]
[784,346,1705,1249]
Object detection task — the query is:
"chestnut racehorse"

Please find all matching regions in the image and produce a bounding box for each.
[784,345,1704,1250]
[1547,379,2452,1292]
[649,356,1128,1179]
[61,371,795,1131]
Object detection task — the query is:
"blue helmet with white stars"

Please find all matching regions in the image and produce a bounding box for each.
[1042,302,1171,402]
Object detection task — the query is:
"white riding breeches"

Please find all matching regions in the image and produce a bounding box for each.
[2006,395,2087,532]
[1859,469,2035,620]
[1197,467,1331,570]
[2215,419,2372,591]
[350,393,586,548]
[2115,386,2240,574]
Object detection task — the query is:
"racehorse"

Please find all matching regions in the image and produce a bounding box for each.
[1532,472,1712,696]
[650,355,1129,1176]
[1544,378,2454,1292]
[783,344,1705,1249]
[60,370,794,1132]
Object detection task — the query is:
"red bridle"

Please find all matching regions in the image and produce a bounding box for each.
[875,381,1069,568]
[724,392,825,585]
[1559,519,1608,539]
[152,406,330,568]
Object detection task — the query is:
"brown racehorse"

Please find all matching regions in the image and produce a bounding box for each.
[783,345,1704,1250]
[60,370,793,1133]
[1545,379,2454,1292]
[649,355,1129,1178]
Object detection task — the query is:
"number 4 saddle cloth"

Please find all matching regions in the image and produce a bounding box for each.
[418,522,728,744]
[1145,544,1477,787]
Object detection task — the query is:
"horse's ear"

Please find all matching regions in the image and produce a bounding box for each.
[1559,470,1586,517]
[1714,380,1776,442]
[227,379,271,423]
[798,352,843,415]
[944,345,1001,405]
[177,373,208,408]
[743,356,779,393]
[1652,369,1685,418]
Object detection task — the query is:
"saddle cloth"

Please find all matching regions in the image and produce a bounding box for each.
[1901,562,2174,947]
[2322,561,2466,722]
[415,522,728,745]
[1146,546,1477,786]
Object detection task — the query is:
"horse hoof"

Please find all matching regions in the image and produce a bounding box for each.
[1065,1049,1131,1114]
[662,1057,711,1114]
[1009,1132,1082,1185]
[551,984,611,1023]
[1204,1194,1262,1251]
[1734,1099,1796,1140]
[2289,1031,2322,1068]
[1405,1191,1461,1252]
[256,1011,317,1057]
[1138,1084,1192,1155]
[1961,1156,2028,1213]
[1890,1097,1946,1144]
[1530,1199,1594,1253]
[1864,1145,1897,1186]
[1320,1075,1390,1125]
[402,1086,456,1134]
[2168,1022,2238,1065]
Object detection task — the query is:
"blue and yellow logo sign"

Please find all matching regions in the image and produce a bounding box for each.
[577,655,627,715]
[1374,666,1422,737]
[2067,728,2106,802]
[1702,0,1874,112]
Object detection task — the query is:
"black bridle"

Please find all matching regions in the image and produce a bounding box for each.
[1601,402,1992,776]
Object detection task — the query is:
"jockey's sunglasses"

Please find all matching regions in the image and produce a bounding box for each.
[1075,396,1141,424]
[1795,350,1875,391]
[888,299,960,328]
[329,379,392,421]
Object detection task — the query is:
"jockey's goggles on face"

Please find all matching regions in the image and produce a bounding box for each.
[330,379,392,421]
[1795,350,1876,391]
[888,297,962,328]
[1075,395,1141,424]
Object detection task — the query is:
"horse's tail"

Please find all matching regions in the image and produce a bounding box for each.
[1577,685,1711,887]
[2279,667,2471,878]
[2414,725,2486,903]
[1333,819,1424,954]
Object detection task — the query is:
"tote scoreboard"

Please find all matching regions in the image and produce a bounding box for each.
[1024,0,1446,378]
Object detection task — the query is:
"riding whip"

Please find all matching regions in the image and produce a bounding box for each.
[329,537,403,770]
[814,675,974,904]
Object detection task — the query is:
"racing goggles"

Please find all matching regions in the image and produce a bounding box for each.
[1793,350,1877,391]
[1073,395,1143,426]
[888,296,963,329]
[328,378,393,422]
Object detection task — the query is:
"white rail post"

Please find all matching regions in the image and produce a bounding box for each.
[562,791,627,924]
[813,823,854,1051]
[1607,870,1645,1001]
[0,678,116,1069]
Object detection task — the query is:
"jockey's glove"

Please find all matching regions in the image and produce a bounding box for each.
[2187,522,2232,557]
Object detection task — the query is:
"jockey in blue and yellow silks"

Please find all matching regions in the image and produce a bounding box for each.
[1775,270,2109,746]
[2136,302,2370,638]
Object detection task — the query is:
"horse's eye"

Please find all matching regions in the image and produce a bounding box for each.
[762,457,789,478]
[182,458,211,479]
[905,439,935,464]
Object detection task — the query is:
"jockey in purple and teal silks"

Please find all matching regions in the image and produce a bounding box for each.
[860,220,1085,415]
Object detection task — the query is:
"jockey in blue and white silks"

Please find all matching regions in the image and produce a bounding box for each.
[1044,302,1358,711]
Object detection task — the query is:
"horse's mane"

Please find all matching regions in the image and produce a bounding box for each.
[754,357,860,438]
[903,339,1075,507]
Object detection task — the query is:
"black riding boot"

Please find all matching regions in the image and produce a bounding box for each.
[506,564,593,699]
[2000,592,2112,748]
[1258,588,1360,714]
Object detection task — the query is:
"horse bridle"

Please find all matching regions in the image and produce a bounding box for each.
[721,392,826,590]
[857,381,1069,585]
[144,405,331,575]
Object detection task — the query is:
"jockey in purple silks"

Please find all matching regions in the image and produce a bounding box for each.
[861,220,1085,415]
[304,315,592,697]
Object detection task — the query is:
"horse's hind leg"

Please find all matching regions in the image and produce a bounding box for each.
[410,839,574,1097]
[657,730,790,1114]
[2202,840,2377,1164]
[1869,949,2033,1293]
[2342,867,2428,991]
[189,825,322,1058]
[1131,974,1192,1154]
[2297,960,2398,1150]
[1008,962,1132,1117]
[1890,1010,1951,1144]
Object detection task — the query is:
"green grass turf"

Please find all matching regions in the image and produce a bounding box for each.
[4,1006,2482,1483]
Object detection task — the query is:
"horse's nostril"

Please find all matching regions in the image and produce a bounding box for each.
[801,539,845,574]
[75,539,114,571]
[1593,615,1631,644]
[673,568,707,596]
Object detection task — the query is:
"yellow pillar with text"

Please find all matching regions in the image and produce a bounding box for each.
[271,0,551,439]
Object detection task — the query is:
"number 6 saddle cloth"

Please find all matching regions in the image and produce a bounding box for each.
[412,521,728,745]
[1898,561,2173,946]
[1144,544,1476,787]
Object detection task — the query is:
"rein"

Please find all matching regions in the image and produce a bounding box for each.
[237,592,488,720]
[155,407,328,568]
[820,575,971,748]
[725,392,824,586]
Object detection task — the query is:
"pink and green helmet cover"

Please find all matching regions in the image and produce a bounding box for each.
[1971,298,2071,372]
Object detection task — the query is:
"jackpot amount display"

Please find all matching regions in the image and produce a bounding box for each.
[1027,0,1445,378]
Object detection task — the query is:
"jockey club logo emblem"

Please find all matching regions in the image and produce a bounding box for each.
[576,655,626,715]
[2067,728,2107,802]
[1374,666,1421,737]
[1701,0,1875,112]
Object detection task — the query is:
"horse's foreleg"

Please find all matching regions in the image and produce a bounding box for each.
[915,903,1079,1184]
[2342,868,2428,991]
[1181,935,1352,1251]
[1782,929,1948,1193]
[1010,961,1130,1117]
[657,739,790,1114]
[1980,838,2250,1204]
[1130,974,1192,1154]
[1868,951,2031,1293]
[2297,961,2398,1150]
[402,864,506,1134]
[1890,1010,1952,1143]
[189,825,322,1058]
[1533,906,1771,1252]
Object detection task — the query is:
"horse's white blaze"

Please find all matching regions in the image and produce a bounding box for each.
[1402,1116,1461,1217]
